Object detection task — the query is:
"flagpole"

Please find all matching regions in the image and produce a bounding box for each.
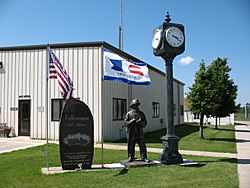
[101,46,104,168]
[100,108,104,168]
[45,44,50,171]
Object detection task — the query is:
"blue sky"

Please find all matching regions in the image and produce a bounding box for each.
[0,0,249,105]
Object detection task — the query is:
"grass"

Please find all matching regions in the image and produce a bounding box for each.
[0,144,239,188]
[110,123,237,153]
[235,116,250,121]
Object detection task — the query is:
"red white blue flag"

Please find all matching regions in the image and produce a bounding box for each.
[49,49,73,99]
[103,49,151,85]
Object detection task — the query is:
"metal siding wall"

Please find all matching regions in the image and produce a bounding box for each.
[4,51,7,123]
[7,51,10,126]
[13,52,18,132]
[33,50,39,138]
[0,49,46,138]
[27,51,32,136]
[102,80,129,141]
[179,83,184,123]
[173,81,178,125]
[94,47,102,142]
[0,52,4,123]
[8,52,12,127]
[36,50,41,138]
[7,52,12,127]
[132,69,166,133]
[49,47,102,142]
[0,51,16,130]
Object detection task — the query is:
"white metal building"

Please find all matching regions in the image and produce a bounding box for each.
[0,41,184,142]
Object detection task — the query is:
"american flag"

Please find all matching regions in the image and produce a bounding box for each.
[49,49,73,99]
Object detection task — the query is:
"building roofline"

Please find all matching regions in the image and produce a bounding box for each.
[0,41,185,86]
[0,41,106,51]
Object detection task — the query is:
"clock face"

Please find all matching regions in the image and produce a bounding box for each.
[152,28,162,49]
[165,27,184,47]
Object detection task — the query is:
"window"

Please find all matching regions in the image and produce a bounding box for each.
[180,105,184,116]
[113,98,127,121]
[194,113,200,120]
[152,102,160,118]
[174,104,176,116]
[51,99,66,121]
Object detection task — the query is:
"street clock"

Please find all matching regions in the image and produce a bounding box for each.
[152,12,185,165]
[152,13,185,58]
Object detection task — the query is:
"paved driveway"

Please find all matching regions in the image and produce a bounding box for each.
[0,136,46,154]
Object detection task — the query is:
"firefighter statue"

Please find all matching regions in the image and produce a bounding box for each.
[124,99,149,162]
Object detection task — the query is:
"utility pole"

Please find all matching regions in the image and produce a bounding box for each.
[245,103,250,118]
[119,0,124,50]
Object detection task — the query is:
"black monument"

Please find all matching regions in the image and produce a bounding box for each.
[152,12,184,164]
[59,97,94,170]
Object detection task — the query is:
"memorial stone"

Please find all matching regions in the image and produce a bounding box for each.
[59,97,94,170]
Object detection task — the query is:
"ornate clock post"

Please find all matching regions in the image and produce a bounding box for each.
[152,12,185,164]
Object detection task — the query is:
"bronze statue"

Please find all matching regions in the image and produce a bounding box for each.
[124,99,149,162]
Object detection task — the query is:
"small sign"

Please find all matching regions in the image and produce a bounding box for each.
[19,95,31,98]
[10,107,18,111]
[59,97,94,170]
[37,106,44,112]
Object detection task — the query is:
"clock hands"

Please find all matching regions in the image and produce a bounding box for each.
[172,35,181,42]
[165,26,184,47]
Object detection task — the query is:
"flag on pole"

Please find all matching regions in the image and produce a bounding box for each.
[103,49,151,85]
[49,48,73,99]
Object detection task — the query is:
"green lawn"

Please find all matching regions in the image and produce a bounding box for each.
[235,117,250,121]
[0,144,238,188]
[111,123,237,153]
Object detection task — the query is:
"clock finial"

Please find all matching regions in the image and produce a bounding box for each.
[165,12,171,23]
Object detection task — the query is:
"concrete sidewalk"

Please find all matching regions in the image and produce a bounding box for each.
[95,143,237,158]
[235,121,250,188]
[0,136,237,159]
[0,136,236,158]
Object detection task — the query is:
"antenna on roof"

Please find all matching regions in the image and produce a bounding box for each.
[118,0,124,50]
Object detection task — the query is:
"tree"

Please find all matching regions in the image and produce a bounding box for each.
[187,60,211,139]
[206,58,238,129]
[187,58,238,137]
[235,103,242,113]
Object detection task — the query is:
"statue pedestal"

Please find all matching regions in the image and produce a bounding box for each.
[120,159,157,168]
[159,135,183,164]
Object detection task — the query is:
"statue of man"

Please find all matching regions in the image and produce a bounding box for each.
[124,99,149,162]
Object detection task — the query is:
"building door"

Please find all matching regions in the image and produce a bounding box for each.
[18,100,31,136]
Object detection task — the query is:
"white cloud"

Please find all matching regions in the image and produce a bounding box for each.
[179,56,194,65]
